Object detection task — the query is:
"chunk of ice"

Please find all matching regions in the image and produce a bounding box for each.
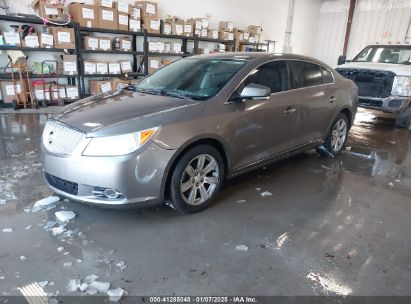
[260,191,272,197]
[63,261,73,268]
[88,281,110,293]
[55,211,76,222]
[67,279,80,292]
[235,245,249,251]
[2,228,13,233]
[24,225,32,230]
[32,196,60,213]
[107,288,124,302]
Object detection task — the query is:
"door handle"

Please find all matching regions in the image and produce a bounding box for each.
[328,96,337,103]
[284,107,296,115]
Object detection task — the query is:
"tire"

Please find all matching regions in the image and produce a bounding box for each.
[395,108,411,129]
[168,145,225,214]
[323,113,349,155]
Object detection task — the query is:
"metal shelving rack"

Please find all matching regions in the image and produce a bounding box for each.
[0,14,270,107]
[0,15,80,106]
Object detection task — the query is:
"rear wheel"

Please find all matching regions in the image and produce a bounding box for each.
[168,145,225,213]
[323,113,349,155]
[395,107,411,129]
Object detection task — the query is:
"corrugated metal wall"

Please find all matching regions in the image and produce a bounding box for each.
[314,1,348,66]
[314,0,411,66]
[347,0,411,58]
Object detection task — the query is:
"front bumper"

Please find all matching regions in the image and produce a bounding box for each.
[358,95,411,113]
[41,141,175,209]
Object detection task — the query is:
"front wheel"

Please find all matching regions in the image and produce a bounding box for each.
[324,113,349,155]
[395,108,411,129]
[168,145,225,214]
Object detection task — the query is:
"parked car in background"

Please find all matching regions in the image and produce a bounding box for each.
[336,44,411,128]
[41,53,357,213]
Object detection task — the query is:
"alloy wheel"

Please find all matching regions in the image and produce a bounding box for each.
[180,154,220,205]
[331,118,347,152]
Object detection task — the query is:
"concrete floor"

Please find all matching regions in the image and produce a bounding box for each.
[0,110,410,299]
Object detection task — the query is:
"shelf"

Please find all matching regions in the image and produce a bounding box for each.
[0,46,76,52]
[146,33,194,40]
[80,27,144,36]
[240,42,267,46]
[198,38,235,44]
[80,49,143,55]
[83,73,143,78]
[147,52,190,57]
[0,14,74,26]
[0,73,77,79]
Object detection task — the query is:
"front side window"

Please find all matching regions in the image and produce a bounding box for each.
[290,61,324,88]
[134,58,246,100]
[243,61,290,93]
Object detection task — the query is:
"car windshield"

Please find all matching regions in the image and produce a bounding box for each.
[352,46,411,64]
[132,58,247,100]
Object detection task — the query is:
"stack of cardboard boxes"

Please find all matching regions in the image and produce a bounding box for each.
[140,1,159,34]
[89,77,131,95]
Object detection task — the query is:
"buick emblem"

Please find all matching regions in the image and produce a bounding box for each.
[48,131,54,145]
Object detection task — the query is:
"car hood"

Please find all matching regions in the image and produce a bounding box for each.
[336,62,411,76]
[52,89,204,137]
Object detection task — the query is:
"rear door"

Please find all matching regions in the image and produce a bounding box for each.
[228,60,300,170]
[288,61,337,146]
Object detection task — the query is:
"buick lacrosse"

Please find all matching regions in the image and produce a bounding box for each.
[41,53,358,213]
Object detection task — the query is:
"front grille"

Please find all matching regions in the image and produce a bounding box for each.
[45,173,78,195]
[358,98,383,107]
[42,120,85,156]
[336,68,395,98]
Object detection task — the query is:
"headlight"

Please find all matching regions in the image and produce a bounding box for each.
[392,76,411,97]
[83,127,159,156]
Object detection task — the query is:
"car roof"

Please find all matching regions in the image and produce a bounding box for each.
[189,52,330,67]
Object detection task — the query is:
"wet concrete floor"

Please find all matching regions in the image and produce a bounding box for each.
[0,110,410,298]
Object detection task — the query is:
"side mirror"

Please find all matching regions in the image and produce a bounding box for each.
[232,83,271,102]
[337,55,349,65]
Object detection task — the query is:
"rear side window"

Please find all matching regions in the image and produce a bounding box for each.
[244,61,289,93]
[290,61,324,88]
[321,67,334,84]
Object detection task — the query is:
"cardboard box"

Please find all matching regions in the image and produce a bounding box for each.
[96,0,114,8]
[148,41,157,52]
[84,36,99,50]
[50,84,67,101]
[136,1,157,18]
[89,80,112,95]
[249,36,256,43]
[240,31,250,41]
[200,28,208,38]
[65,85,79,100]
[37,0,64,21]
[163,22,172,35]
[84,60,97,74]
[40,31,54,48]
[248,25,262,36]
[98,7,118,30]
[234,29,244,42]
[96,62,109,74]
[111,78,130,90]
[2,31,21,46]
[99,37,112,51]
[108,62,121,74]
[171,20,184,36]
[33,83,45,101]
[207,29,218,40]
[161,59,173,67]
[119,38,131,51]
[114,0,131,14]
[198,48,210,54]
[219,31,234,41]
[172,42,182,54]
[51,27,75,49]
[164,42,171,53]
[147,56,160,74]
[118,13,129,31]
[143,18,160,34]
[120,60,133,73]
[0,81,20,103]
[130,6,141,19]
[129,17,141,32]
[22,33,40,48]
[184,20,195,37]
[69,3,98,28]
[62,55,78,75]
[219,21,234,32]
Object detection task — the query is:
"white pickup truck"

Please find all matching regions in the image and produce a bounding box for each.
[336,44,411,128]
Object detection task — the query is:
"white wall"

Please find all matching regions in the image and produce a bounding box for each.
[5,0,323,55]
